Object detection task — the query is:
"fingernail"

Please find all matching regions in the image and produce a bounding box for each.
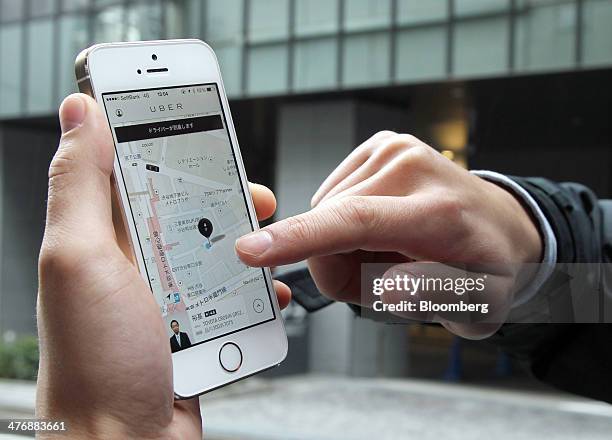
[236,231,273,256]
[59,95,86,134]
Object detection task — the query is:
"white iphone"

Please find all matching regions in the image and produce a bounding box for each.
[75,39,287,398]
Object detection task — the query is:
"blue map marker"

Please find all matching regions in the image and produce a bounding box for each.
[198,218,213,248]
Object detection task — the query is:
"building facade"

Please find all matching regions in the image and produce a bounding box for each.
[1,0,612,376]
[1,0,612,113]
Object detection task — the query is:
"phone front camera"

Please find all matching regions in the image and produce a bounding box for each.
[152,54,158,61]
[137,69,142,74]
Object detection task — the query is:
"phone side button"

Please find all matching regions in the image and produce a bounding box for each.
[218,342,243,373]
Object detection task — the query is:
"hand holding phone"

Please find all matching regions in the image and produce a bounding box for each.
[36,92,291,436]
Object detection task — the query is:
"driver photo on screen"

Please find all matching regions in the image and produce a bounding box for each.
[169,320,192,353]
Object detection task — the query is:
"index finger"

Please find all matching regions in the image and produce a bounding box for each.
[235,196,407,267]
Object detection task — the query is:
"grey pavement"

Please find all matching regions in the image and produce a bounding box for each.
[0,380,35,419]
[2,376,612,439]
[0,379,37,440]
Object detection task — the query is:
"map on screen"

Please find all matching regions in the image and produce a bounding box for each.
[103,84,275,350]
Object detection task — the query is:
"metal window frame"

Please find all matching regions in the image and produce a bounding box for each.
[575,0,584,66]
[287,0,295,92]
[389,0,398,84]
[21,1,30,114]
[509,0,517,72]
[241,0,249,94]
[447,0,454,76]
[337,0,345,88]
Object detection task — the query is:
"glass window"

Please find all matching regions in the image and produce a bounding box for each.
[515,2,575,71]
[396,26,446,82]
[63,0,89,12]
[93,5,124,42]
[248,0,289,43]
[344,0,391,31]
[125,3,162,41]
[205,0,243,43]
[0,0,24,22]
[454,17,509,76]
[582,0,612,67]
[247,44,288,95]
[30,0,56,17]
[455,0,509,16]
[295,0,338,37]
[397,0,448,24]
[213,44,242,97]
[58,14,88,101]
[343,32,390,86]
[294,38,338,91]
[27,19,54,114]
[0,25,23,116]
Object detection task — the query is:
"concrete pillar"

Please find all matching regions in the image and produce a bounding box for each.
[275,99,410,377]
[0,122,57,339]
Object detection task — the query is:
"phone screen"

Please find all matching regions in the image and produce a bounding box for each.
[102,84,275,353]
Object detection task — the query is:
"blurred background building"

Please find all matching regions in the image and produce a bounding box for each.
[1,0,611,384]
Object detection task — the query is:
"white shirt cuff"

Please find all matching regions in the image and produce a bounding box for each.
[471,170,557,307]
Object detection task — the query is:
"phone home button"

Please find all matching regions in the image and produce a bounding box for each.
[219,342,242,373]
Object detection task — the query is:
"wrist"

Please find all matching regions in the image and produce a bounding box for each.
[35,407,136,440]
[472,171,543,265]
[36,385,176,440]
[502,182,544,264]
[35,414,177,440]
[471,170,559,306]
[477,177,542,264]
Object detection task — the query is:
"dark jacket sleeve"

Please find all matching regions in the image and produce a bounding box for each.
[488,177,612,403]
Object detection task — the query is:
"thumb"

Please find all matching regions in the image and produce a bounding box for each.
[45,93,116,250]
